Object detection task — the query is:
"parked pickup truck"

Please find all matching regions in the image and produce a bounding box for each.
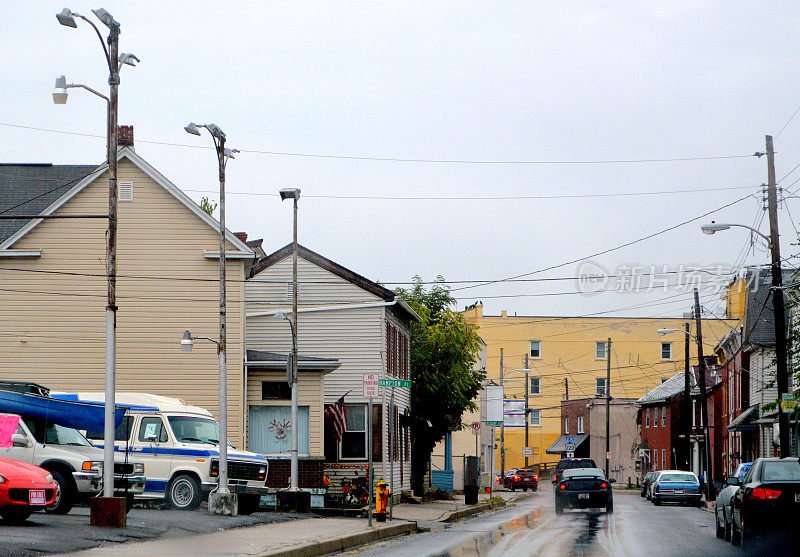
[58,392,270,514]
[0,413,146,514]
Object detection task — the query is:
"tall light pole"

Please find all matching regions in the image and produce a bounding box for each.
[702,135,791,459]
[56,7,138,525]
[184,122,239,515]
[280,188,301,491]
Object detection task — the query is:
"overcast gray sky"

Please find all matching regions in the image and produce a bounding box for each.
[4,1,800,322]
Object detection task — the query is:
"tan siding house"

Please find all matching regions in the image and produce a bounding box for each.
[246,244,420,492]
[0,147,253,445]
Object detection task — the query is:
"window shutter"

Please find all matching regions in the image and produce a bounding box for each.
[323,404,338,462]
[372,403,383,461]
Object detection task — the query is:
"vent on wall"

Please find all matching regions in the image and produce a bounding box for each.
[119,182,133,202]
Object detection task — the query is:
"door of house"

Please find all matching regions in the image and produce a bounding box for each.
[249,405,309,455]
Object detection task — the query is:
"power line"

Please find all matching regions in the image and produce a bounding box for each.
[776,102,800,138]
[0,121,758,166]
[450,193,754,292]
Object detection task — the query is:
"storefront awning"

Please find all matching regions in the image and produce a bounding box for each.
[727,404,759,432]
[546,434,589,454]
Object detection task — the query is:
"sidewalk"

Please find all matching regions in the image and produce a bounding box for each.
[64,490,525,557]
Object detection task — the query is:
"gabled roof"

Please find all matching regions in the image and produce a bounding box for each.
[0,148,253,254]
[0,163,97,243]
[251,243,396,299]
[637,372,694,404]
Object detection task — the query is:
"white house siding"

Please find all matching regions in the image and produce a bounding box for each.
[0,159,247,445]
[246,256,412,491]
[750,347,778,458]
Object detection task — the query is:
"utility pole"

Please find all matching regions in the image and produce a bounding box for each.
[564,377,569,401]
[499,348,505,482]
[766,135,791,457]
[684,322,691,471]
[605,338,611,479]
[694,289,713,501]
[524,354,530,468]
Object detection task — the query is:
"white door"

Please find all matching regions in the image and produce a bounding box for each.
[131,415,173,496]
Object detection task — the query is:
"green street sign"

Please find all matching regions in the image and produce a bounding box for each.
[485,421,502,427]
[379,379,412,387]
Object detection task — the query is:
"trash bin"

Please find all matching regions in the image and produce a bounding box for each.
[464,456,479,505]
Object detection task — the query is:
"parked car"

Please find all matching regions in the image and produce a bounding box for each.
[0,413,145,514]
[0,456,59,523]
[552,458,597,483]
[65,392,270,513]
[650,470,702,506]
[554,467,614,514]
[503,468,538,491]
[641,471,657,497]
[646,471,662,500]
[730,457,800,549]
[714,462,752,540]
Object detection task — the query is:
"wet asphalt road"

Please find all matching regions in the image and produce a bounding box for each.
[350,484,745,557]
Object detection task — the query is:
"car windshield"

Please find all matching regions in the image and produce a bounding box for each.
[167,416,220,445]
[761,461,800,481]
[23,418,92,447]
[563,468,604,479]
[658,473,697,483]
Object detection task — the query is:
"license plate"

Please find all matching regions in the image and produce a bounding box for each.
[29,490,46,505]
[675,490,684,494]
[578,493,590,500]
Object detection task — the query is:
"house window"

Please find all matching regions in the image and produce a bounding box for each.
[530,341,541,359]
[661,342,672,360]
[692,400,696,428]
[596,377,607,397]
[577,416,585,434]
[645,409,650,428]
[654,407,658,427]
[529,376,541,395]
[564,417,569,435]
[248,405,310,455]
[661,407,666,427]
[529,409,541,426]
[654,448,659,470]
[262,381,291,400]
[596,341,607,360]
[341,404,367,460]
[662,448,666,469]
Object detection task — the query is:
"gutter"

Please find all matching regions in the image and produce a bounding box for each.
[247,299,401,319]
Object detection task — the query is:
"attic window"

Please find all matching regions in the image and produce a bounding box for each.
[119,182,133,202]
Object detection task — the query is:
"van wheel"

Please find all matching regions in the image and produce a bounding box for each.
[167,474,202,510]
[46,470,75,515]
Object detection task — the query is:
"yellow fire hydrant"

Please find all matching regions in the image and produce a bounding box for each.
[374,478,391,522]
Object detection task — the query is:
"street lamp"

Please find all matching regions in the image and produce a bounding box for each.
[184,122,238,515]
[701,194,792,460]
[658,328,696,339]
[56,6,138,526]
[279,188,301,492]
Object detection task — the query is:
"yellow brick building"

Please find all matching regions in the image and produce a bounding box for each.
[460,303,739,471]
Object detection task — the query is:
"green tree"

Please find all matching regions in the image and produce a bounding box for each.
[200,196,217,216]
[395,276,484,495]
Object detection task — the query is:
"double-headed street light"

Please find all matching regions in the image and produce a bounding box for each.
[56,7,138,526]
[183,122,239,515]
[278,188,301,492]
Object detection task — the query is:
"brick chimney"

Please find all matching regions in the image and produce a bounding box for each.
[234,232,248,242]
[118,125,134,147]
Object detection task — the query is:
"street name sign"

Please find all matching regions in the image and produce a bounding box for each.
[379,379,411,387]
[485,420,502,427]
[363,374,380,398]
[522,447,533,458]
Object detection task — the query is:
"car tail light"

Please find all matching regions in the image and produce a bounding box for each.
[513,475,520,481]
[749,487,782,500]
[553,474,557,481]
[533,475,538,480]
[601,482,608,489]
[559,483,566,490]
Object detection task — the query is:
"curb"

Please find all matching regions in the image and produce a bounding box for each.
[262,521,417,557]
[443,498,507,523]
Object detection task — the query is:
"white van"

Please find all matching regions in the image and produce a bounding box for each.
[55,392,269,513]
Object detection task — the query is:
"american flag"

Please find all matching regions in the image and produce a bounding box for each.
[329,394,347,443]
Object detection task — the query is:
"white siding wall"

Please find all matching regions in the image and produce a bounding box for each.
[0,159,247,444]
[246,256,412,489]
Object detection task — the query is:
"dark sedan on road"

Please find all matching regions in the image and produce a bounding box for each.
[554,467,614,514]
[714,462,751,541]
[730,457,800,550]
[650,470,702,506]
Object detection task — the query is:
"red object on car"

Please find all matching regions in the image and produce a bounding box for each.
[0,456,58,524]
